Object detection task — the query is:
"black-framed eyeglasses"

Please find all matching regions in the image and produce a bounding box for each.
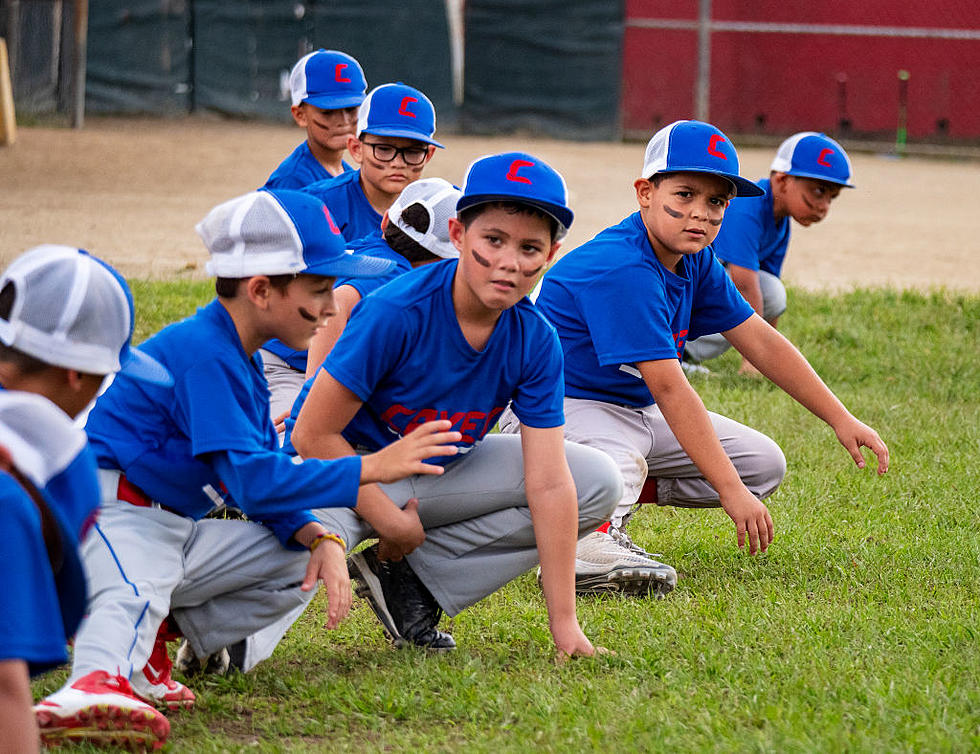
[362,141,429,165]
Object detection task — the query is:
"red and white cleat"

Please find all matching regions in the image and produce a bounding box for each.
[33,670,170,750]
[131,630,196,711]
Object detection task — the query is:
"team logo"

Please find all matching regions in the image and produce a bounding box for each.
[398,96,418,118]
[707,135,728,160]
[817,147,835,167]
[322,206,341,235]
[505,159,534,184]
[334,64,351,83]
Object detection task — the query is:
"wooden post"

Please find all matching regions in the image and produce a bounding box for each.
[0,38,16,146]
[70,0,88,129]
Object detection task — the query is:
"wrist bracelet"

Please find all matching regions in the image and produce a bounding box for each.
[309,532,346,553]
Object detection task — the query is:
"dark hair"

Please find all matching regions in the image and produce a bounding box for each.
[384,202,440,263]
[458,201,559,242]
[0,282,50,373]
[215,274,297,299]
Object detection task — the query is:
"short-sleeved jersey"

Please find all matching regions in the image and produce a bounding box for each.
[536,211,754,407]
[85,299,361,546]
[302,170,382,243]
[711,178,790,278]
[262,141,353,191]
[262,232,411,373]
[285,259,565,464]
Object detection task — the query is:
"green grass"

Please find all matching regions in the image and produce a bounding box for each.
[34,286,980,752]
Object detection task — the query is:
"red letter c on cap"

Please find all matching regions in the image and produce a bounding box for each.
[398,97,418,118]
[334,64,351,83]
[506,159,534,184]
[323,206,341,235]
[707,134,728,160]
[817,148,835,167]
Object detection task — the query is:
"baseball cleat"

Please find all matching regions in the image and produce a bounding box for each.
[574,530,677,597]
[131,631,196,710]
[349,544,456,651]
[34,670,170,750]
[174,638,230,677]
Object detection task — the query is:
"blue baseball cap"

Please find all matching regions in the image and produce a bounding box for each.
[771,132,855,188]
[198,189,396,280]
[356,83,443,148]
[0,245,172,385]
[642,120,764,197]
[289,49,366,110]
[456,152,574,240]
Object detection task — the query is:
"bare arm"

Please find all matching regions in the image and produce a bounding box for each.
[725,315,889,474]
[521,424,596,657]
[639,359,774,553]
[305,285,362,380]
[0,659,39,754]
[727,263,764,315]
[292,370,461,560]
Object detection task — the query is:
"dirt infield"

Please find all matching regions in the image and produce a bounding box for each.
[1,116,977,292]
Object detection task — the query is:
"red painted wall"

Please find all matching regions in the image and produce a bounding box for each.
[623,1,980,140]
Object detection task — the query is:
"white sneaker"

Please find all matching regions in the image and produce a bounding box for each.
[131,633,196,710]
[34,670,170,750]
[574,530,677,597]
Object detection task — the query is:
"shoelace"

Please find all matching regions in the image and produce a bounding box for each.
[608,526,663,560]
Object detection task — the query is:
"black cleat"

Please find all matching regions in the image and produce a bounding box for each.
[348,545,456,651]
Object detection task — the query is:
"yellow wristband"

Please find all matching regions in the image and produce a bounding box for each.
[309,532,346,553]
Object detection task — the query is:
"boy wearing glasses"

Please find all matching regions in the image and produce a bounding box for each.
[302,82,442,243]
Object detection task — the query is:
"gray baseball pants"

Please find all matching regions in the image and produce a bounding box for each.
[500,398,786,528]
[258,348,306,436]
[685,269,787,363]
[242,434,621,668]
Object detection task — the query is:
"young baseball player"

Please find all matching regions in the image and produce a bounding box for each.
[0,245,173,752]
[32,189,462,750]
[263,49,367,190]
[260,83,444,422]
[0,392,102,754]
[508,120,888,597]
[288,152,622,656]
[684,132,854,375]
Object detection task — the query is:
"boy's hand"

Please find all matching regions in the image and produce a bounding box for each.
[301,538,351,630]
[376,498,425,562]
[360,420,462,484]
[719,487,774,554]
[551,619,599,659]
[273,410,289,434]
[834,417,889,475]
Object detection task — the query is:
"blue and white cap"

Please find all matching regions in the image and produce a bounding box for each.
[198,189,396,280]
[356,83,443,148]
[642,120,764,198]
[289,49,366,110]
[456,152,573,240]
[771,132,855,188]
[0,245,172,385]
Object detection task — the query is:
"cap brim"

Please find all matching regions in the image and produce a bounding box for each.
[783,169,855,188]
[650,168,765,197]
[305,253,397,279]
[120,348,174,387]
[456,194,572,240]
[304,93,366,110]
[360,127,444,148]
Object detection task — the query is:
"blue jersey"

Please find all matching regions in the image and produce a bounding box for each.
[263,232,412,373]
[286,260,565,464]
[0,441,99,675]
[85,299,361,548]
[536,212,754,407]
[302,170,382,243]
[262,141,353,191]
[712,178,790,278]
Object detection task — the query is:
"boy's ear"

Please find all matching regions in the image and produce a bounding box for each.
[245,276,273,309]
[291,104,308,128]
[546,241,561,263]
[448,216,466,254]
[347,136,363,164]
[634,177,654,208]
[423,145,437,164]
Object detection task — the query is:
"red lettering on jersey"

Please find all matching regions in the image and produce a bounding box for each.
[707,134,728,160]
[505,159,534,184]
[380,404,413,427]
[398,97,418,118]
[673,329,689,358]
[480,407,506,438]
[405,408,437,434]
[817,148,835,167]
[334,64,351,83]
[458,411,486,444]
[322,206,341,235]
